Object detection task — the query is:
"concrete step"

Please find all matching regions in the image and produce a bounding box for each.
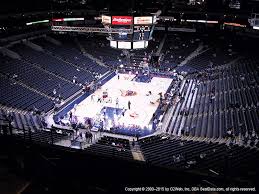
[131,151,145,161]
[129,141,145,161]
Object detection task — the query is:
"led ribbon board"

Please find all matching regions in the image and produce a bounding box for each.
[26,20,49,26]
[52,18,85,22]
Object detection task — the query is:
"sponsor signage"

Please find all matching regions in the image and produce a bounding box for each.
[53,18,63,22]
[112,16,133,25]
[134,16,153,25]
[102,15,111,24]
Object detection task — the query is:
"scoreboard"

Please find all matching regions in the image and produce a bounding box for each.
[102,15,156,49]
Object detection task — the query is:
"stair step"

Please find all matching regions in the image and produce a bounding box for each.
[131,151,145,161]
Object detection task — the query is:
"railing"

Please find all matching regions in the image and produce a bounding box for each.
[51,26,133,34]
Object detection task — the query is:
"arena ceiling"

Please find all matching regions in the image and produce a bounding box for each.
[0,0,259,15]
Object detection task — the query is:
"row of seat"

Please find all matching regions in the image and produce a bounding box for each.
[0,108,44,131]
[32,36,109,75]
[0,35,113,112]
[139,135,259,180]
[0,54,80,99]
[0,76,54,112]
[166,50,259,139]
[11,43,94,84]
[78,35,123,67]
[0,108,69,144]
[161,34,199,68]
[86,136,133,160]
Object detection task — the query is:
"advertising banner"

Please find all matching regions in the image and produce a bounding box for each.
[134,16,153,25]
[102,15,111,24]
[112,16,133,25]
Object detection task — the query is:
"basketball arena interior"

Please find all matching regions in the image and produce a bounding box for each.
[0,0,259,193]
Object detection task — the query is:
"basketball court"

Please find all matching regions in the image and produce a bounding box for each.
[69,73,173,131]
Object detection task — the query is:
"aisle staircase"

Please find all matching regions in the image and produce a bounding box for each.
[129,140,145,161]
[156,34,167,55]
[74,37,108,68]
[179,43,206,66]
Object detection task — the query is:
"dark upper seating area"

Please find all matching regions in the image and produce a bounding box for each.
[182,48,236,72]
[86,136,133,160]
[161,34,199,69]
[139,135,259,180]
[11,43,94,84]
[31,36,109,75]
[78,35,124,67]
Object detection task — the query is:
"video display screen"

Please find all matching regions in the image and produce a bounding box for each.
[133,41,145,49]
[110,40,117,48]
[118,41,131,49]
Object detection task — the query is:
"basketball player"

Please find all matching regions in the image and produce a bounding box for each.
[91,94,95,102]
[97,96,102,103]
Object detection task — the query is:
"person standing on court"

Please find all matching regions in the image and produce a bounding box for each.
[116,97,119,108]
[128,100,131,110]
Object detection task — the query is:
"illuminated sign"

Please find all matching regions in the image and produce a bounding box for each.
[26,20,49,26]
[112,16,133,25]
[185,19,218,24]
[207,21,219,24]
[153,16,157,23]
[224,22,246,28]
[102,15,111,24]
[52,18,84,22]
[134,16,153,25]
[52,18,63,22]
